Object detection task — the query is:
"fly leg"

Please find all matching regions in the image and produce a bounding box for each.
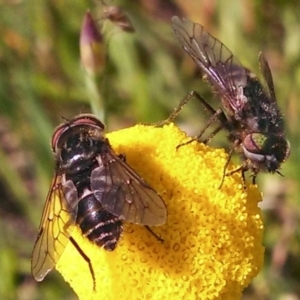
[223,142,249,189]
[176,91,228,149]
[218,147,236,189]
[141,90,197,127]
[144,225,164,243]
[70,237,96,291]
[224,164,247,189]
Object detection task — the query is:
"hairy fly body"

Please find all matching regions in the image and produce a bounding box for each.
[170,16,290,182]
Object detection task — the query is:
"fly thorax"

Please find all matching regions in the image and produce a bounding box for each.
[58,133,105,174]
[242,133,290,172]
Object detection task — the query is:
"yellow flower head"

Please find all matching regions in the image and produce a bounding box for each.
[56,123,264,300]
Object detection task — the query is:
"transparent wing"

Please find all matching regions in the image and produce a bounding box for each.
[259,52,277,102]
[90,152,167,226]
[31,174,76,281]
[172,16,248,108]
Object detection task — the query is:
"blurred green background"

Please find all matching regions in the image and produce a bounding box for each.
[1,0,300,299]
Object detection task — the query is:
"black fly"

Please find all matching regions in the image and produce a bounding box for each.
[167,16,290,184]
[102,3,134,32]
[31,114,166,281]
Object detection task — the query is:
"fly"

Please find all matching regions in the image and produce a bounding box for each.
[166,16,290,184]
[31,114,166,281]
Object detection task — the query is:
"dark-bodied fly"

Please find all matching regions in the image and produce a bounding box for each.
[31,114,166,281]
[102,4,134,32]
[170,16,290,182]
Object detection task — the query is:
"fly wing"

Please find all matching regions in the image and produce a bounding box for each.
[172,16,248,111]
[90,151,167,226]
[31,174,76,281]
[258,52,277,102]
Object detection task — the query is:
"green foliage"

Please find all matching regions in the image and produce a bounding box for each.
[0,0,299,299]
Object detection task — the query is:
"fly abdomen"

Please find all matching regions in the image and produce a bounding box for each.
[76,193,123,251]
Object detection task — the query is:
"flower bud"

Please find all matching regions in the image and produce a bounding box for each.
[80,10,105,75]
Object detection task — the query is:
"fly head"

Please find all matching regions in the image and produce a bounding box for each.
[242,133,290,173]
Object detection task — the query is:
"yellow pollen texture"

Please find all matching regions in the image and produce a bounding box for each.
[56,123,264,300]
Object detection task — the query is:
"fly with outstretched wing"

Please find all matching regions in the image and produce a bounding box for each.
[32,114,167,281]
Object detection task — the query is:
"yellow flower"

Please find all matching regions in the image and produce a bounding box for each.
[56,123,264,300]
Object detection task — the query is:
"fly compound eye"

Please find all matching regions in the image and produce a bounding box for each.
[243,133,268,155]
[51,124,68,153]
[242,139,279,173]
[51,114,105,152]
[243,133,289,171]
[71,114,105,130]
